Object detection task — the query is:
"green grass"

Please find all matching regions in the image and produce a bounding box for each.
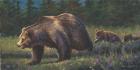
[0,36,31,52]
[1,25,140,70]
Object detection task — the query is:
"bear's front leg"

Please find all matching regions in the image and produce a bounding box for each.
[27,46,44,65]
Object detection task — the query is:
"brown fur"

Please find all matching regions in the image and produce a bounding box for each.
[95,30,121,43]
[124,34,140,42]
[17,13,93,65]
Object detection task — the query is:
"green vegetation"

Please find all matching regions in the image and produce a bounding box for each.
[1,26,140,70]
[0,0,140,35]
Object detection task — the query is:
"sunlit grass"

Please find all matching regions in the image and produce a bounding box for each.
[0,36,30,52]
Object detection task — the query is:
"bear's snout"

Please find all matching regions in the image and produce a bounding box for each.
[17,42,21,47]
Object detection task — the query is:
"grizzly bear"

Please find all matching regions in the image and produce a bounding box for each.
[95,30,121,43]
[17,13,93,65]
[124,34,140,42]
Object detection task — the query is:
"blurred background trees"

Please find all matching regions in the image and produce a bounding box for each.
[0,0,140,36]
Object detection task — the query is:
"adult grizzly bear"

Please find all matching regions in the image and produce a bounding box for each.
[95,30,121,43]
[17,13,93,65]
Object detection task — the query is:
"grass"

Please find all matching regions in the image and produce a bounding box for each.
[1,25,140,70]
[0,36,30,52]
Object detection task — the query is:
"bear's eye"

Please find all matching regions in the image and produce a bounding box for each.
[21,36,26,41]
[22,38,25,41]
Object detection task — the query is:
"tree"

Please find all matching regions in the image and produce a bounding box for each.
[0,0,21,35]
[40,0,58,16]
[25,0,39,26]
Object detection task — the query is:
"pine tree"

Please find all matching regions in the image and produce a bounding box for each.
[0,0,18,35]
[40,0,57,16]
[40,0,48,15]
[25,0,37,25]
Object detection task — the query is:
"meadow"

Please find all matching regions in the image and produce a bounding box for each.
[1,25,140,70]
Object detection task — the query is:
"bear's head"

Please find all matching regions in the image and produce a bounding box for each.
[17,27,33,49]
[95,30,105,39]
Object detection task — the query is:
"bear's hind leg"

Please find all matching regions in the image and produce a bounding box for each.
[57,47,72,62]
[27,46,44,65]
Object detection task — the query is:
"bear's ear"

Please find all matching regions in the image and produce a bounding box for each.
[22,27,26,31]
[96,29,104,32]
[27,30,34,37]
[95,29,99,32]
[24,30,33,38]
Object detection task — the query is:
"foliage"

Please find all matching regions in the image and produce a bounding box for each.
[0,0,140,35]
